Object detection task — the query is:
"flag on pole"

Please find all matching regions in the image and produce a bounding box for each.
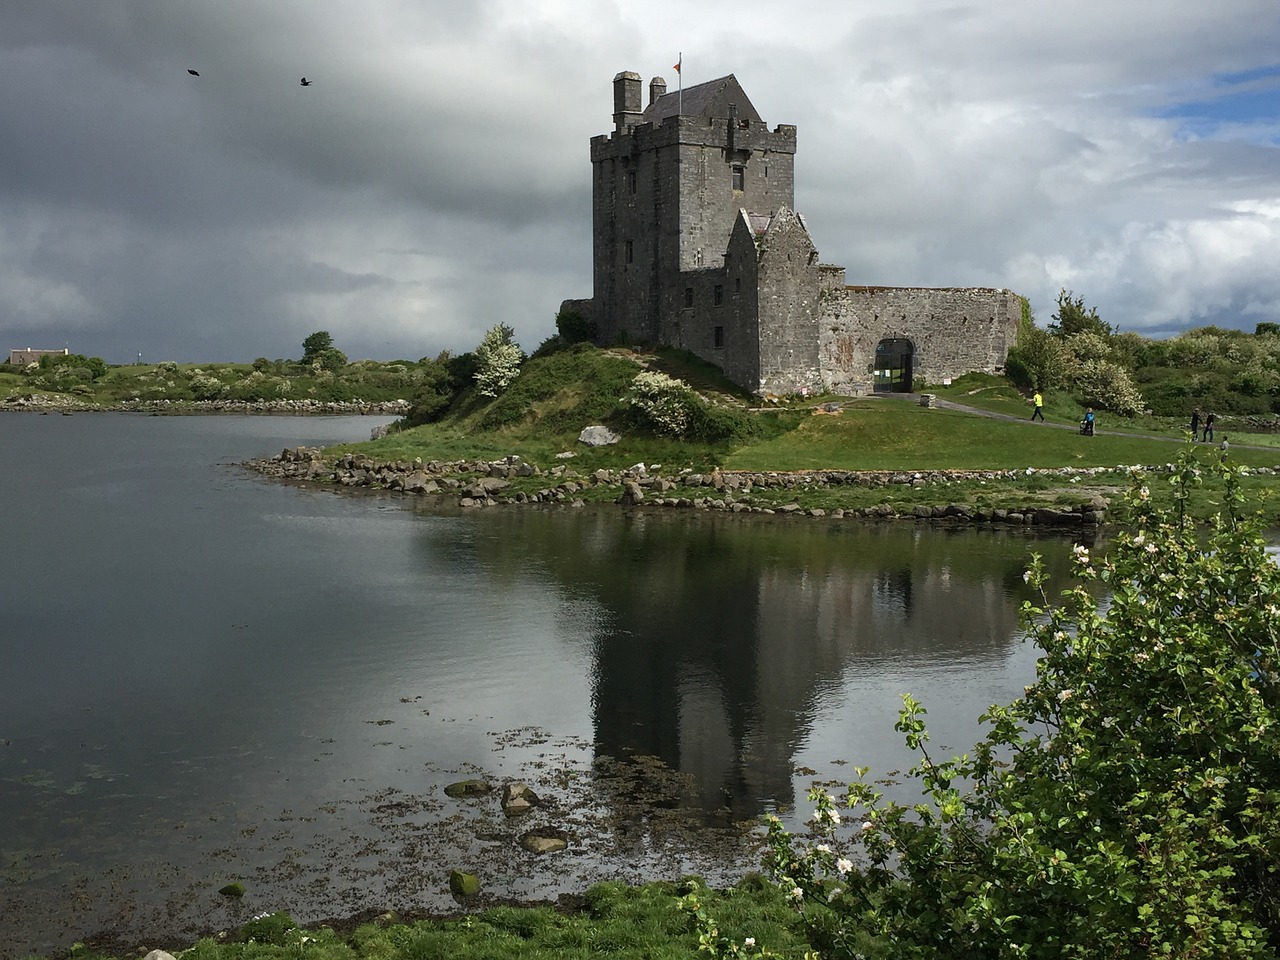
[675,53,683,115]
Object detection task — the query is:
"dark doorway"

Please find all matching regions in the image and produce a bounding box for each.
[873,338,914,393]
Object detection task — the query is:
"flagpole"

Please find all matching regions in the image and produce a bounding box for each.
[677,52,682,116]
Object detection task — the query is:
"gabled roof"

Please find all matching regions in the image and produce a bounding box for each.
[642,74,764,125]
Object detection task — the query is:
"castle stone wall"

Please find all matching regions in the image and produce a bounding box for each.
[755,209,822,395]
[818,287,1022,394]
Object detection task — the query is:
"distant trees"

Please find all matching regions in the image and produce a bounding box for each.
[301,331,347,371]
[1006,290,1142,416]
[301,331,333,363]
[1048,289,1113,340]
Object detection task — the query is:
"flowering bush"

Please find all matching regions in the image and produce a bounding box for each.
[627,370,700,437]
[765,449,1280,958]
[474,323,524,397]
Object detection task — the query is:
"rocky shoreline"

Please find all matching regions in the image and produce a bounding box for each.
[0,394,410,415]
[244,445,1154,530]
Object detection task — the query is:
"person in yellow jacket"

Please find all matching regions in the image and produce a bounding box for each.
[1030,390,1045,422]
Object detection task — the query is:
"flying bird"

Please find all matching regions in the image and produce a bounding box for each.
[300,77,312,86]
[187,69,200,76]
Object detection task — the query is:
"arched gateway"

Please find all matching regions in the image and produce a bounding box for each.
[873,337,914,393]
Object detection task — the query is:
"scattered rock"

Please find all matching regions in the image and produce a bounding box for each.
[501,781,541,817]
[217,882,245,898]
[520,827,569,854]
[448,869,481,897]
[443,779,492,799]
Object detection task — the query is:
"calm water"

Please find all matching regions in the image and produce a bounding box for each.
[0,413,1083,957]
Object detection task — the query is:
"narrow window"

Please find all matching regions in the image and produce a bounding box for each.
[625,240,634,264]
[684,287,694,307]
[714,284,724,305]
[714,326,725,348]
[731,165,744,191]
[628,170,637,195]
[734,277,741,293]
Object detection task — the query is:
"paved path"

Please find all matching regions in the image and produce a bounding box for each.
[880,392,1277,453]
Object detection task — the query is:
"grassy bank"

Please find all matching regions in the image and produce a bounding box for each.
[317,347,1280,524]
[44,878,812,960]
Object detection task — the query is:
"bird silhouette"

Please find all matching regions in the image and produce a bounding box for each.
[300,77,312,86]
[187,69,200,76]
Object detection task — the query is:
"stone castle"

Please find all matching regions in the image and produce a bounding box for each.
[560,71,1024,395]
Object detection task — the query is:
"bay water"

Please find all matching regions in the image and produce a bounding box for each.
[0,413,1081,956]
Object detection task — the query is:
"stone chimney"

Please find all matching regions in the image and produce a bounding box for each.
[612,71,643,132]
[649,76,667,107]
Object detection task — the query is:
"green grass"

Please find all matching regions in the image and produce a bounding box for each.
[317,351,1280,523]
[720,400,1280,472]
[55,878,812,960]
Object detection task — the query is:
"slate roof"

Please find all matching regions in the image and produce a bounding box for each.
[642,74,763,124]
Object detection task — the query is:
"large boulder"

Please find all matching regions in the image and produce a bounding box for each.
[578,425,620,447]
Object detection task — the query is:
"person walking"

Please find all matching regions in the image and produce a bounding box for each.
[1190,408,1200,439]
[1083,407,1095,436]
[1203,410,1216,443]
[1030,389,1045,422]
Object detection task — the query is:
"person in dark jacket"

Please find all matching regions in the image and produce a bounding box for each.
[1203,410,1216,443]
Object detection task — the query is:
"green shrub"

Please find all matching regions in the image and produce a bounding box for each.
[765,451,1280,957]
[238,911,298,945]
[556,309,598,344]
[474,323,523,397]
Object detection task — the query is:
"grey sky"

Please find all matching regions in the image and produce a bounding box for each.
[2,0,1279,363]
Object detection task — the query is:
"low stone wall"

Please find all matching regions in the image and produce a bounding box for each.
[1,395,410,415]
[246,448,1274,529]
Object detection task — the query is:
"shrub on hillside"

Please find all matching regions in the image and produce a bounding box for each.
[1069,358,1146,417]
[627,370,699,436]
[1004,326,1065,390]
[474,323,523,397]
[765,452,1280,957]
[625,370,756,442]
[556,309,598,344]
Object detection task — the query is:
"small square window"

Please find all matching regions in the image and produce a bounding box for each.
[731,166,744,191]
[684,287,694,307]
[714,284,724,305]
[714,326,725,348]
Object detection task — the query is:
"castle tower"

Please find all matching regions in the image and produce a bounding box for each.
[561,69,1022,398]
[588,72,798,356]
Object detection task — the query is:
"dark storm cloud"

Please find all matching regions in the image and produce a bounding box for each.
[2,0,1279,367]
